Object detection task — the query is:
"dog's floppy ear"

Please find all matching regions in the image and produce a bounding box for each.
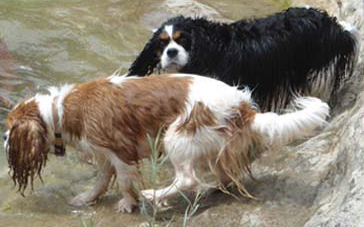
[189,28,199,63]
[182,27,208,73]
[127,32,162,77]
[7,118,49,195]
[182,18,212,73]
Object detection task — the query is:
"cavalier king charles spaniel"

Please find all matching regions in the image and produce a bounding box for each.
[126,7,360,111]
[4,74,329,212]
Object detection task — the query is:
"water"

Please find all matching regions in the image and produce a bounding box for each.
[0,0,287,226]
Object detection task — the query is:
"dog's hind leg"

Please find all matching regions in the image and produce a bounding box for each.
[69,156,114,207]
[141,161,198,205]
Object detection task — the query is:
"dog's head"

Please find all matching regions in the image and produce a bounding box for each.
[128,16,196,76]
[156,17,192,71]
[4,99,50,194]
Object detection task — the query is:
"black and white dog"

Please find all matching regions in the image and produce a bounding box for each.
[127,7,360,111]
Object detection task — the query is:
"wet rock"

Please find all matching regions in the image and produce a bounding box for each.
[1,1,362,226]
[187,0,364,226]
[142,0,228,31]
[163,0,222,19]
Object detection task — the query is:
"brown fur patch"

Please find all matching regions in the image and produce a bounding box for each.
[229,101,257,129]
[159,32,169,40]
[62,75,192,165]
[215,101,261,198]
[172,30,182,40]
[7,100,38,127]
[7,99,48,194]
[177,102,218,135]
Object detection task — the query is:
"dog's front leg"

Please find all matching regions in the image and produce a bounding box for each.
[70,160,114,207]
[115,177,138,213]
[112,162,139,213]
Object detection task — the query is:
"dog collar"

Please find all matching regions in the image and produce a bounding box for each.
[52,96,66,156]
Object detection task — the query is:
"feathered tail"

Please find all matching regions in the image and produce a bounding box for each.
[252,97,330,149]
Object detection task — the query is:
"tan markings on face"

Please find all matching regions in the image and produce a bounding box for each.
[177,101,218,135]
[159,32,169,40]
[172,30,182,40]
[62,75,192,164]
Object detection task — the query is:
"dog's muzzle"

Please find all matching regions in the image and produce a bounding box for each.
[161,41,189,70]
[167,48,178,58]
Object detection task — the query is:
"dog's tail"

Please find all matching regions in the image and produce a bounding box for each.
[252,97,329,149]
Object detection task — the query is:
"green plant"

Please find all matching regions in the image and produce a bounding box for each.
[139,126,170,226]
[178,190,203,227]
[140,126,203,226]
[147,127,170,187]
[81,213,95,227]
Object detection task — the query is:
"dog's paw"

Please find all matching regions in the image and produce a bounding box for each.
[141,189,171,211]
[141,189,170,207]
[115,197,137,213]
[141,189,156,202]
[69,192,96,207]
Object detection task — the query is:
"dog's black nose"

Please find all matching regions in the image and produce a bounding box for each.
[3,135,7,141]
[167,48,178,58]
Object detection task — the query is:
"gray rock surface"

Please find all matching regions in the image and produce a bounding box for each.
[187,0,364,226]
[290,1,364,226]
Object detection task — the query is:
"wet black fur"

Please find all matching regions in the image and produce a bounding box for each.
[127,7,358,111]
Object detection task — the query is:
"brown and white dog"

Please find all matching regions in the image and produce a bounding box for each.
[4,74,329,212]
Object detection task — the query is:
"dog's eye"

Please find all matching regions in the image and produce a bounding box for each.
[177,36,185,42]
[175,34,188,44]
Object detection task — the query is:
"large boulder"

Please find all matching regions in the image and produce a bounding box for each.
[189,1,364,226]
[294,1,364,226]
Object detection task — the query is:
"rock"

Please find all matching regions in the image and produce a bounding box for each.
[163,0,222,19]
[142,0,229,32]
[296,1,364,226]
[187,0,364,226]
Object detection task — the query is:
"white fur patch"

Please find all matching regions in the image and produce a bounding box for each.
[36,94,56,131]
[3,130,9,153]
[252,96,329,148]
[184,74,252,122]
[165,25,173,38]
[165,74,253,163]
[35,84,75,132]
[161,41,189,69]
[339,21,356,33]
[24,97,35,104]
[57,84,75,126]
[108,74,139,85]
[161,25,190,70]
